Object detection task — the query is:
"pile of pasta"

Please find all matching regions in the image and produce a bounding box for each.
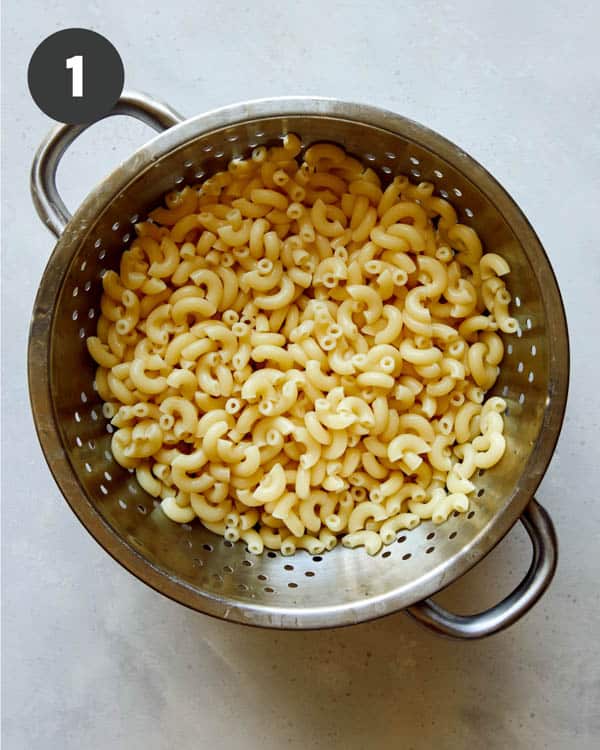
[87,134,518,556]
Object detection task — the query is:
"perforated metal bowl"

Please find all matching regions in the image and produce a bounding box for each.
[29,92,568,638]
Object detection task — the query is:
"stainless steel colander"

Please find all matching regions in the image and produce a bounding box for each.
[29,91,568,638]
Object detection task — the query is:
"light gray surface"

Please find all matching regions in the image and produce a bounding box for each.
[1,1,599,748]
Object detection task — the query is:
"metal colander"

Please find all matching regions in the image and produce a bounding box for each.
[29,92,568,638]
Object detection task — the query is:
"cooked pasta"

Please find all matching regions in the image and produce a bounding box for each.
[87,136,518,555]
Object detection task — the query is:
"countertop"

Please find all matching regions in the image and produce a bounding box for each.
[2,1,599,748]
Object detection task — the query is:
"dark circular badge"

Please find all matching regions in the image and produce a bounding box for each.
[28,28,124,124]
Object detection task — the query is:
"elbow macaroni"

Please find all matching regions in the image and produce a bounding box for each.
[87,136,518,556]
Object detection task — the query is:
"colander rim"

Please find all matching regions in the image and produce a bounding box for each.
[28,96,569,628]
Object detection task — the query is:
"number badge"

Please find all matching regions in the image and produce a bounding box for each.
[28,28,124,124]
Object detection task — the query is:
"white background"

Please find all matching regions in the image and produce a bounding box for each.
[2,1,599,748]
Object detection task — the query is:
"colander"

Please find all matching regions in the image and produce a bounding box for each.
[29,91,568,638]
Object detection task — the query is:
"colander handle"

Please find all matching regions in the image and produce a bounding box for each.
[31,90,184,238]
[407,498,557,639]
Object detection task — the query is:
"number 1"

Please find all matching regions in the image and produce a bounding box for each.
[66,55,83,97]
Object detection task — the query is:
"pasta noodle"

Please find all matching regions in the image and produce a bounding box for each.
[88,136,518,556]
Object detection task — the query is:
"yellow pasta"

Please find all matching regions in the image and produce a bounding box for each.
[87,136,519,556]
